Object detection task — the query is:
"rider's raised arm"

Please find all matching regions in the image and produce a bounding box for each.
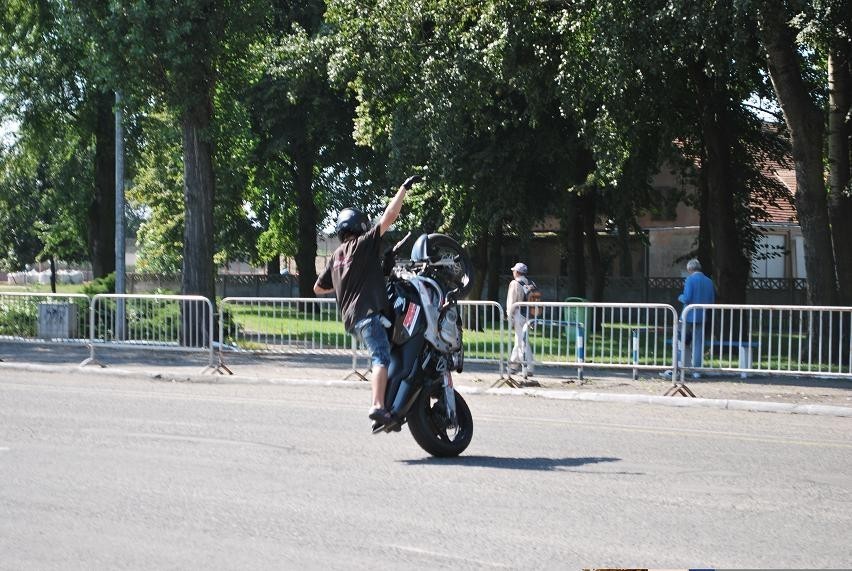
[379,175,421,236]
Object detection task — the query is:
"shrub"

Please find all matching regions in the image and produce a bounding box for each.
[82,273,116,296]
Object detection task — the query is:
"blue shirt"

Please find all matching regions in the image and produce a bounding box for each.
[678,271,715,322]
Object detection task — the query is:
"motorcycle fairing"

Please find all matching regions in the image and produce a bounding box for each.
[385,333,425,413]
[387,280,427,345]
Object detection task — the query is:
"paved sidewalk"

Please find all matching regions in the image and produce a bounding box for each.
[1,341,850,416]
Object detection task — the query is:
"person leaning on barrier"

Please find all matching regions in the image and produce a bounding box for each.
[313,175,422,430]
[679,258,716,376]
[506,262,535,376]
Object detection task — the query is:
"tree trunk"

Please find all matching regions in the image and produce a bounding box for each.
[692,71,749,304]
[616,217,633,277]
[266,256,281,276]
[486,217,504,303]
[759,5,838,306]
[49,256,57,294]
[88,89,116,279]
[696,166,713,278]
[828,47,852,304]
[581,189,604,301]
[181,91,216,346]
[293,148,319,298]
[468,226,489,300]
[559,193,585,298]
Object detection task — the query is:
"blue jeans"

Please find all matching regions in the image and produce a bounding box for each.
[352,314,391,369]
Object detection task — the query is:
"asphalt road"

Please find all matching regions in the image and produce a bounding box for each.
[1,369,850,569]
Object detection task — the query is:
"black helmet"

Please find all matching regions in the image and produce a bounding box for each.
[335,207,369,241]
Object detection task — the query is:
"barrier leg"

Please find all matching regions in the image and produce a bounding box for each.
[738,345,751,379]
[79,343,106,368]
[494,319,524,388]
[663,325,695,397]
[664,383,696,397]
[576,326,585,382]
[632,329,639,380]
[345,335,370,382]
[206,350,233,375]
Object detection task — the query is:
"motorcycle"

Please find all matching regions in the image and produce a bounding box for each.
[373,231,475,457]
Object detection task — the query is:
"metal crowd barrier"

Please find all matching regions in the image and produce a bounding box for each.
[5,288,851,385]
[83,294,215,369]
[218,298,509,378]
[459,301,507,374]
[0,292,90,345]
[513,301,679,380]
[681,304,852,379]
[219,297,347,354]
[218,297,366,376]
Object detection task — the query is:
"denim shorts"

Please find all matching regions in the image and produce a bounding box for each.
[352,314,391,368]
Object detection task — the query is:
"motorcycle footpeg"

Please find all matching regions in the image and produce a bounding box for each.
[371,417,403,434]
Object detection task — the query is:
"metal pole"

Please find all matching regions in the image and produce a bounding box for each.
[115,91,126,339]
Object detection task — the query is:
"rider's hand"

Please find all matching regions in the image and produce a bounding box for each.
[401,175,423,190]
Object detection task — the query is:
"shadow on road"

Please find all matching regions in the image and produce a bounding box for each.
[401,455,621,471]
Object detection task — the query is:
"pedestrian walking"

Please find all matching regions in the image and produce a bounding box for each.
[506,262,538,376]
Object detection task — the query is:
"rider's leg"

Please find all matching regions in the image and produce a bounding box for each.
[356,314,392,415]
[371,365,388,410]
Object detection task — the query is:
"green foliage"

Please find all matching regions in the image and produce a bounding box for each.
[242,8,388,277]
[81,272,116,296]
[126,109,185,273]
[0,299,37,337]
[327,0,595,246]
[0,0,97,271]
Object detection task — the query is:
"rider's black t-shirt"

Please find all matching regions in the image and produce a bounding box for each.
[317,224,390,332]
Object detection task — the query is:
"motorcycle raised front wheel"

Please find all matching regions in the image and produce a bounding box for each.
[407,384,473,457]
[424,233,474,299]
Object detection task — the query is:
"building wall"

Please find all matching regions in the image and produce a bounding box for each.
[647,227,697,277]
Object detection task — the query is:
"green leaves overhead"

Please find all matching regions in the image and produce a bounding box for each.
[328,0,594,239]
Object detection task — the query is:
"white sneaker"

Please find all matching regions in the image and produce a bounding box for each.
[659,370,673,379]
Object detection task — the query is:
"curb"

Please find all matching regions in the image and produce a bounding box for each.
[2,361,851,419]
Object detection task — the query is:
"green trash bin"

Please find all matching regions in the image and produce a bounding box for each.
[562,297,590,353]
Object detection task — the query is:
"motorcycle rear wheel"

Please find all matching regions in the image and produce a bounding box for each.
[408,385,473,457]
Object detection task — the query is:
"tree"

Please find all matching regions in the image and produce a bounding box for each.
[0,134,89,291]
[0,0,116,278]
[328,0,594,299]
[127,108,185,274]
[555,0,791,303]
[77,0,267,303]
[755,0,847,305]
[245,7,386,297]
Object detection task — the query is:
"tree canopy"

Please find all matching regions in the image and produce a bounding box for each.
[0,0,848,305]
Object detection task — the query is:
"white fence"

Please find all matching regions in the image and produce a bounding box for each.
[514,301,679,379]
[2,290,851,382]
[459,301,507,372]
[217,298,510,375]
[85,294,215,368]
[681,304,852,379]
[0,292,90,344]
[219,297,349,354]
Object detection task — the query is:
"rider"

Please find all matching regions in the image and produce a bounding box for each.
[313,175,422,428]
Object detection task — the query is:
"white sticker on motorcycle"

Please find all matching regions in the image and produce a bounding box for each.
[403,303,421,336]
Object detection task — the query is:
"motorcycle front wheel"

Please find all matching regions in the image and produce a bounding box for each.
[408,385,473,457]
